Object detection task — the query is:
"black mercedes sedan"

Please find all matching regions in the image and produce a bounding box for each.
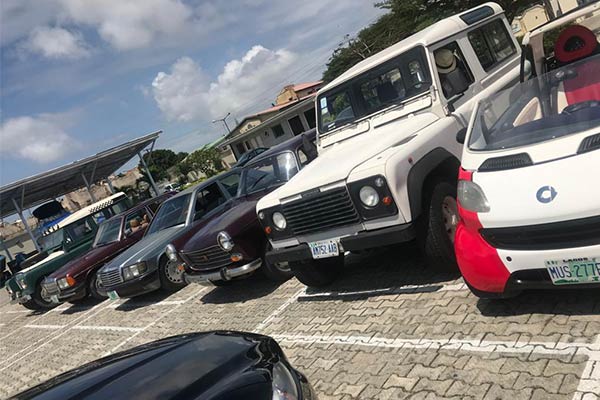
[11,331,316,400]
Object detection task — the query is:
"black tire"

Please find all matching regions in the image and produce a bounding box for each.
[158,257,186,292]
[261,243,293,282]
[417,180,459,272]
[290,256,343,287]
[88,271,108,300]
[31,282,57,310]
[21,299,42,311]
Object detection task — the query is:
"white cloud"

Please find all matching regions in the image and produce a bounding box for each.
[0,114,77,163]
[59,0,193,50]
[151,45,297,122]
[25,26,89,59]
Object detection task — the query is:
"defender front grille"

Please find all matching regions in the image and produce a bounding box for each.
[282,187,360,236]
[481,215,600,250]
[99,269,123,287]
[182,245,231,272]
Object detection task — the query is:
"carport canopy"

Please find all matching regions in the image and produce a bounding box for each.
[0,131,161,256]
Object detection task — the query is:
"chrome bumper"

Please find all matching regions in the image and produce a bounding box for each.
[184,259,262,286]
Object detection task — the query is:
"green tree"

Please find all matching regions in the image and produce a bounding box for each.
[182,147,224,178]
[322,0,540,83]
[138,149,188,183]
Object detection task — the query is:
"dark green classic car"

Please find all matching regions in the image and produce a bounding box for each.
[5,193,130,310]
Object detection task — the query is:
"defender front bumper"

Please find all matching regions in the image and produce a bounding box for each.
[184,259,262,285]
[266,223,416,264]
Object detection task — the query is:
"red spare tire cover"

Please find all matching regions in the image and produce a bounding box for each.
[554,25,597,63]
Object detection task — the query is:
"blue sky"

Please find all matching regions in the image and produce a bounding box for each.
[0,0,385,186]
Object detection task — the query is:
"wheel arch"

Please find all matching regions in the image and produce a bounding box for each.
[407,148,460,220]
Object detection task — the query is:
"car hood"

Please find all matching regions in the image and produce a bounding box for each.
[260,112,438,206]
[16,331,279,400]
[47,242,122,280]
[101,225,187,272]
[180,197,259,253]
[18,250,66,275]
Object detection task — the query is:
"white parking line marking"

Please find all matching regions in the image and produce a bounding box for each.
[74,325,144,333]
[2,310,31,314]
[107,299,186,309]
[298,282,467,300]
[23,324,64,330]
[104,287,207,356]
[273,333,598,356]
[254,288,305,333]
[572,335,600,400]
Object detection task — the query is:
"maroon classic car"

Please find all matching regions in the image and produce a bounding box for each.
[168,130,317,286]
[41,194,172,303]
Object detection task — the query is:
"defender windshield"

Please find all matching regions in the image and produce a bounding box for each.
[243,152,299,194]
[469,54,600,151]
[317,46,431,134]
[93,218,122,247]
[146,194,191,235]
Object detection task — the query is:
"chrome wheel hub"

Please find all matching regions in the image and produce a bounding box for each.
[165,261,184,283]
[442,196,459,243]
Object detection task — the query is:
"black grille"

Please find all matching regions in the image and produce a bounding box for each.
[479,153,533,172]
[282,187,360,236]
[182,245,231,271]
[578,133,600,154]
[99,269,123,287]
[481,215,600,250]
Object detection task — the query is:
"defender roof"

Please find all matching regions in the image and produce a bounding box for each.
[319,2,505,93]
[50,192,127,231]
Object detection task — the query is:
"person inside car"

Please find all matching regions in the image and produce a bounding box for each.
[435,48,471,98]
[129,219,142,234]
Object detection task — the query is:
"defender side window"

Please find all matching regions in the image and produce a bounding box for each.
[434,42,474,99]
[468,19,516,72]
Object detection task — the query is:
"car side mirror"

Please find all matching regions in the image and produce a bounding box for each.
[456,127,467,144]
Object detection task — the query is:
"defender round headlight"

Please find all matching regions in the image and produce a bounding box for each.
[217,231,234,251]
[359,186,379,207]
[272,212,287,230]
[165,244,178,262]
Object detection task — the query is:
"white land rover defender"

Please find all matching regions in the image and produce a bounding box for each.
[257,3,522,287]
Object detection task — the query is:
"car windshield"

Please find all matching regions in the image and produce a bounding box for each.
[242,152,299,194]
[93,218,122,247]
[63,218,95,244]
[469,53,600,151]
[317,46,431,134]
[146,194,191,235]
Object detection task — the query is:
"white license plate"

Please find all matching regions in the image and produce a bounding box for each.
[50,295,60,304]
[309,239,340,259]
[545,257,600,285]
[107,290,120,301]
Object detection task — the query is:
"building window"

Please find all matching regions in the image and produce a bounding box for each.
[288,115,305,135]
[272,124,285,138]
[468,19,516,72]
[304,108,316,129]
[235,143,246,156]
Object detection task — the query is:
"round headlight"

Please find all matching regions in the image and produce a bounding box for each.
[272,212,287,230]
[217,231,234,251]
[165,244,178,261]
[359,186,379,207]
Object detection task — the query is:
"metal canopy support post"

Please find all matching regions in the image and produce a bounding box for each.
[11,198,42,253]
[138,151,159,197]
[81,172,97,202]
[106,177,116,194]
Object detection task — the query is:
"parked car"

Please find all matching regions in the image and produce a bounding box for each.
[11,331,316,400]
[234,147,269,167]
[256,3,522,287]
[5,193,131,310]
[172,130,317,286]
[163,183,181,193]
[98,169,242,299]
[40,194,172,304]
[455,6,600,298]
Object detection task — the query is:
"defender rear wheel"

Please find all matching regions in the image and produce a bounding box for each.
[417,180,459,272]
[290,256,343,287]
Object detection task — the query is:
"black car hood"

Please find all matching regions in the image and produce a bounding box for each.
[15,332,280,400]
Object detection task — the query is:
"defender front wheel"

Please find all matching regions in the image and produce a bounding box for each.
[418,180,459,272]
[290,256,343,287]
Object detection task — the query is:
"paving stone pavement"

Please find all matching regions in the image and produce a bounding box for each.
[0,246,599,399]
